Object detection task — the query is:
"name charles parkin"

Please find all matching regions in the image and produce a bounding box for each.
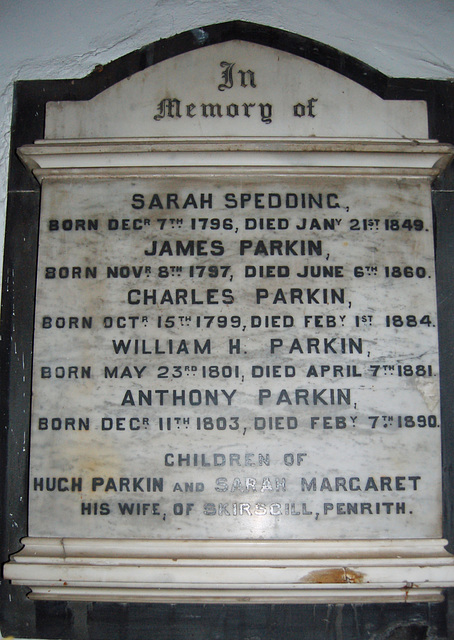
[120,387,351,406]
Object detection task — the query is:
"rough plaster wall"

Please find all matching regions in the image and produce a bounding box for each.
[1,0,454,290]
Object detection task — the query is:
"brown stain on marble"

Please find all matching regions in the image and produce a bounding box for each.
[302,567,365,584]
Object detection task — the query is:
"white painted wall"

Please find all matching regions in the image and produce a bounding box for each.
[1,0,454,287]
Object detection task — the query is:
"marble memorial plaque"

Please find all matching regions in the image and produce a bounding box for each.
[30,175,441,540]
[5,38,454,603]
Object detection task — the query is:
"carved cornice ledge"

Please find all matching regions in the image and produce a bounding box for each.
[17,137,454,181]
[5,537,454,603]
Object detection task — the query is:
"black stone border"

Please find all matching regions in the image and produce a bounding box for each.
[1,20,454,638]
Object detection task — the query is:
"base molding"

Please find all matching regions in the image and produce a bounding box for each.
[4,537,454,603]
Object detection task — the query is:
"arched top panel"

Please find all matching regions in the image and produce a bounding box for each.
[44,38,427,140]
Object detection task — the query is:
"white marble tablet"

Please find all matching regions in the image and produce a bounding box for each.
[28,174,442,541]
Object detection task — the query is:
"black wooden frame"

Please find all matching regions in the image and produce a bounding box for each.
[1,21,454,639]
